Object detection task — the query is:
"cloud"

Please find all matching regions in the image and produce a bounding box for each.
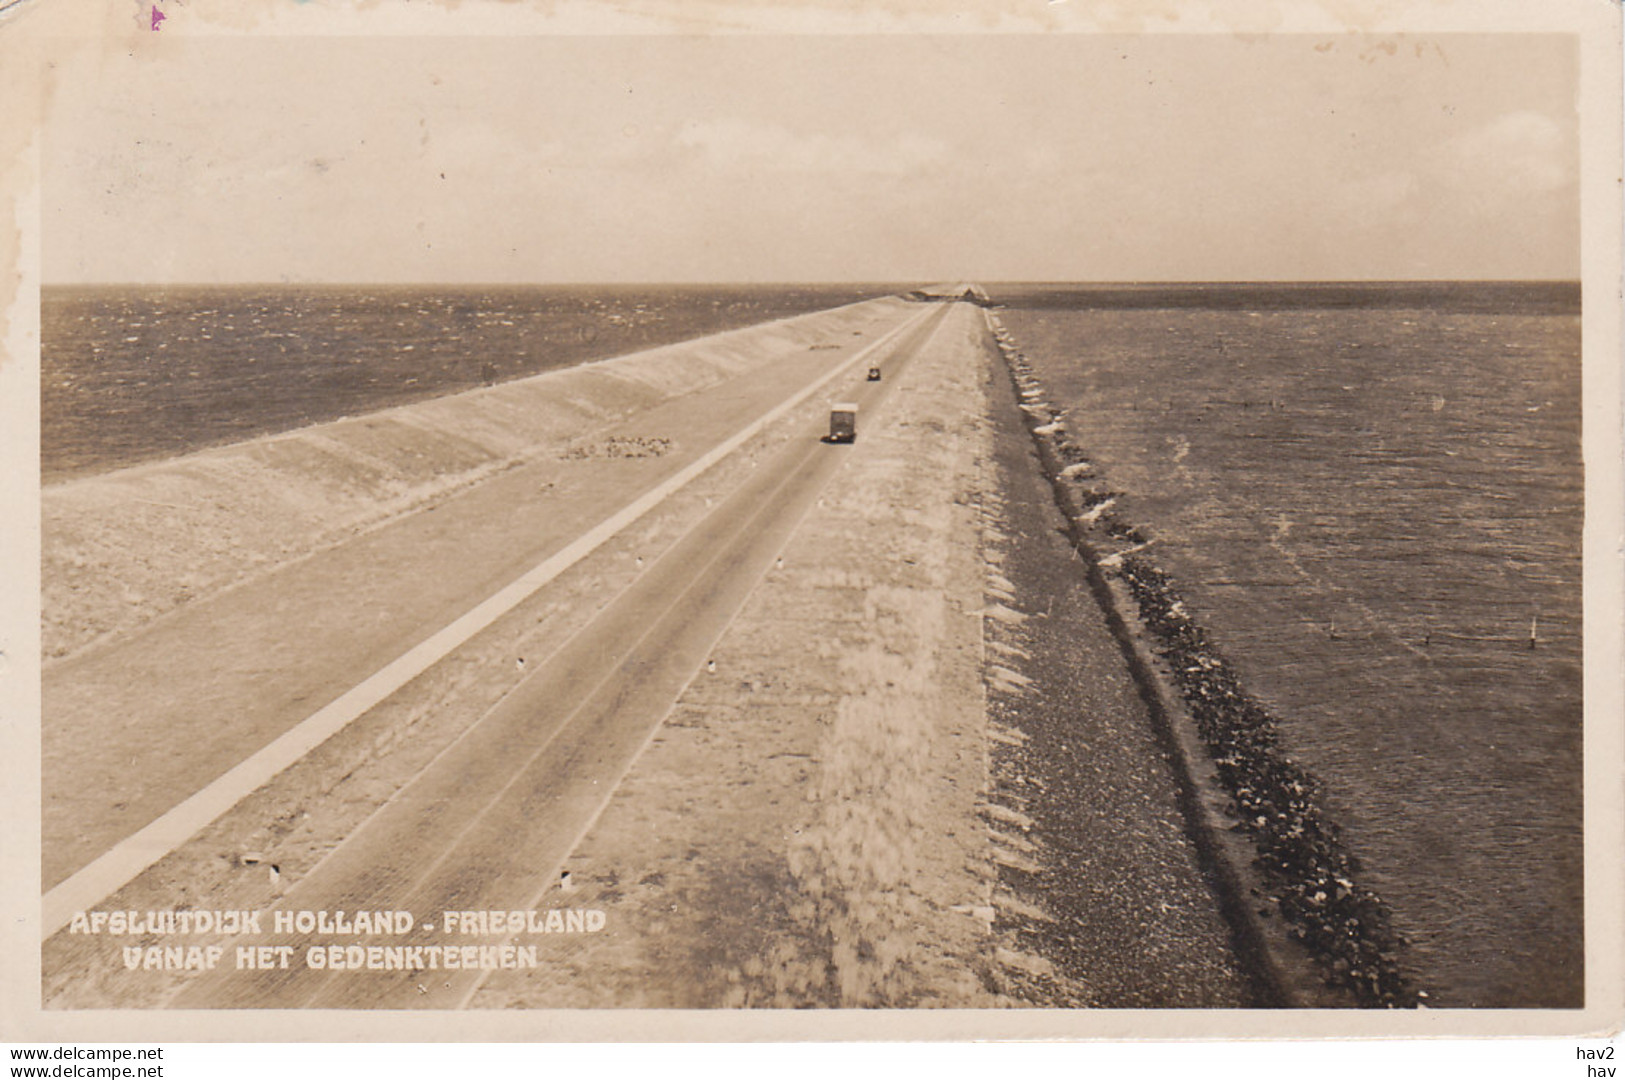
[1436,110,1574,207]
[1348,169,1421,211]
[673,118,947,177]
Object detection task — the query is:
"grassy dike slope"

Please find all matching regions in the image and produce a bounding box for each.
[43,298,911,662]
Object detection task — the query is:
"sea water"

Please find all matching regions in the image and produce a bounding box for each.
[995,282,1583,1007]
[41,283,893,481]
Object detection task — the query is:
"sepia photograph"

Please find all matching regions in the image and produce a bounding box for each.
[2,0,1621,1051]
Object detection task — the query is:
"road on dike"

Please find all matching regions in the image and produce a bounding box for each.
[43,303,952,1000]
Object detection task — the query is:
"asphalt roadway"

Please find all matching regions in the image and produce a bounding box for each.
[46,303,951,1007]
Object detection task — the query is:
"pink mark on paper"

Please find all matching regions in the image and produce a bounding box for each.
[150,3,165,29]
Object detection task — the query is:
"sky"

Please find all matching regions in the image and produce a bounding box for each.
[42,33,1580,284]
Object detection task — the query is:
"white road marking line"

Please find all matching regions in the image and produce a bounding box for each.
[223,307,950,1009]
[286,415,819,1009]
[42,308,935,938]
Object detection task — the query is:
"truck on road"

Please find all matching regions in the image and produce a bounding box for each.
[828,403,858,443]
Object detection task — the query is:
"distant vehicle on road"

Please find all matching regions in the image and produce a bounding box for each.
[867,367,882,381]
[828,403,858,443]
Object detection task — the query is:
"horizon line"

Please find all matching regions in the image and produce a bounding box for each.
[43,277,1585,289]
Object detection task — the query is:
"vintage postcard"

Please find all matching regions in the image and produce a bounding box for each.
[0,0,1620,1050]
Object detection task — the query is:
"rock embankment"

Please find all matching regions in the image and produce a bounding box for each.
[985,315,1419,1009]
[43,298,911,663]
[975,313,1256,1007]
